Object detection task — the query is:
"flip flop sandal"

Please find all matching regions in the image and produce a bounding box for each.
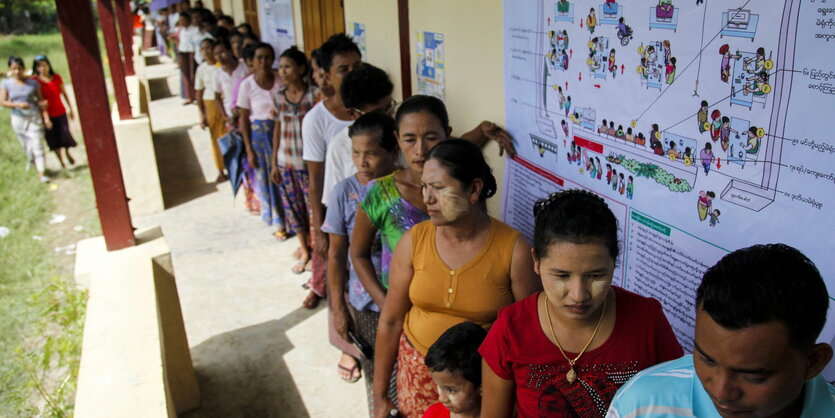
[337,364,361,383]
[303,292,321,309]
[291,260,308,275]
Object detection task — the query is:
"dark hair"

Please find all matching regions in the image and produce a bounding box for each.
[179,10,191,20]
[209,26,229,41]
[7,56,24,68]
[218,15,234,26]
[426,139,497,203]
[200,9,217,26]
[318,33,361,72]
[32,55,54,76]
[696,244,828,349]
[212,38,232,52]
[253,42,274,58]
[532,189,619,260]
[349,112,398,153]
[241,42,259,62]
[199,37,214,48]
[395,94,450,131]
[279,45,308,76]
[701,100,708,107]
[341,63,393,109]
[424,322,487,386]
[310,48,324,69]
[236,22,254,35]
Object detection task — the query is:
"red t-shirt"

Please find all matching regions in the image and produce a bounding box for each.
[422,403,451,418]
[479,287,683,418]
[33,74,66,118]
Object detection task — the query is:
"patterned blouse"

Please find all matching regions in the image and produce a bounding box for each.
[360,171,429,289]
[273,84,319,169]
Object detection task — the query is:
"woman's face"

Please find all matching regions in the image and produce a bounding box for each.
[351,133,397,184]
[230,36,243,59]
[535,241,614,322]
[396,111,449,174]
[421,159,476,224]
[253,47,274,73]
[277,56,302,84]
[213,44,232,65]
[8,62,24,79]
[36,61,50,77]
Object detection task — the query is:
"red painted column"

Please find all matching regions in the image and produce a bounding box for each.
[115,0,136,76]
[398,0,412,100]
[56,0,135,250]
[98,0,133,120]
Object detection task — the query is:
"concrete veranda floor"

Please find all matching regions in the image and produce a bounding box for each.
[133,55,368,417]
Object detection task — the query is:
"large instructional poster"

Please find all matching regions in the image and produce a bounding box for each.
[502,0,835,376]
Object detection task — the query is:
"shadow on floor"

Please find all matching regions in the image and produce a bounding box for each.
[148,76,175,100]
[153,126,218,209]
[181,306,323,418]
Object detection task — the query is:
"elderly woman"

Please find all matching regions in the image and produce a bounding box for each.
[371,140,540,418]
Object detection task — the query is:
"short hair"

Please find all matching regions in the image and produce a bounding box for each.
[7,55,24,68]
[532,189,619,260]
[317,33,361,72]
[696,244,828,349]
[425,139,497,204]
[341,63,393,109]
[241,42,258,62]
[279,45,308,76]
[218,15,234,26]
[348,112,398,153]
[212,38,231,52]
[253,42,275,59]
[209,26,229,41]
[424,322,487,386]
[395,95,450,131]
[32,55,54,76]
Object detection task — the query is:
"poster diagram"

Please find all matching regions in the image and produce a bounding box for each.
[351,22,367,59]
[258,0,296,60]
[416,31,446,100]
[503,0,835,376]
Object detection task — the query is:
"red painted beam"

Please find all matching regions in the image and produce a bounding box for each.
[115,0,136,76]
[98,0,133,120]
[56,0,135,251]
[397,0,412,100]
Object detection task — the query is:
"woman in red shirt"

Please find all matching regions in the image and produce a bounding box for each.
[32,55,77,168]
[479,190,683,417]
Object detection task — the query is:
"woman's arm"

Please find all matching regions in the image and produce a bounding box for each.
[270,119,282,185]
[327,233,352,341]
[214,91,229,124]
[35,85,52,130]
[372,230,415,418]
[350,206,386,308]
[196,88,207,128]
[238,107,256,168]
[0,88,21,109]
[509,236,542,301]
[58,80,75,120]
[460,121,517,158]
[307,160,328,259]
[481,361,516,418]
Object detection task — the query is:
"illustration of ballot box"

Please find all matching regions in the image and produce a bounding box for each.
[726,9,751,30]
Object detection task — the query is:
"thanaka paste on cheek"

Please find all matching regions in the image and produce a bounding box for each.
[439,187,470,221]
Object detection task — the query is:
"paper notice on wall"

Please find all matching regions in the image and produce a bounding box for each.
[502,0,835,378]
[416,31,445,100]
[259,0,295,59]
[351,22,367,59]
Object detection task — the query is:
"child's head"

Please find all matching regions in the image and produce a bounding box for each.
[349,112,398,183]
[670,57,676,66]
[212,38,233,65]
[712,209,721,216]
[277,45,308,84]
[32,54,53,77]
[705,142,712,152]
[341,63,395,116]
[394,95,451,173]
[424,322,487,416]
[533,190,619,321]
[200,39,215,64]
[701,100,709,108]
[721,116,730,125]
[628,175,633,182]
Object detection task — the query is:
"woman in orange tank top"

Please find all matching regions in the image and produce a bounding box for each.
[372,140,541,418]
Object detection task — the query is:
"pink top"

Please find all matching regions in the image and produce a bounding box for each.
[235,75,283,121]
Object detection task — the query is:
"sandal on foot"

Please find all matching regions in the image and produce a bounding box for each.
[303,291,321,309]
[274,230,290,241]
[337,356,361,383]
[291,259,309,275]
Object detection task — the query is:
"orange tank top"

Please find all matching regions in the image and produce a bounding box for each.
[403,217,520,355]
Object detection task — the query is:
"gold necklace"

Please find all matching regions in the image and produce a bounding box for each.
[544,294,607,384]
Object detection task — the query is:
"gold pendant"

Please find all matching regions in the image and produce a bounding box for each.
[566,368,577,383]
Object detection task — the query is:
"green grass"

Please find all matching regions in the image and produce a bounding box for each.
[0,29,110,84]
[0,31,97,416]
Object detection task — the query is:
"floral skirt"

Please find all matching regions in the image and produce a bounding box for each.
[396,333,438,418]
[251,120,284,228]
[277,166,310,234]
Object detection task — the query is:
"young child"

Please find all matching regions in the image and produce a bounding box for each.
[322,112,399,413]
[709,209,720,227]
[423,322,487,418]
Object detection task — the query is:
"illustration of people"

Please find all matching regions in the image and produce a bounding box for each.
[608,48,617,79]
[568,141,577,163]
[744,47,766,74]
[700,142,715,175]
[617,17,627,38]
[643,45,660,78]
[709,109,722,142]
[743,71,769,96]
[618,173,625,195]
[666,57,676,84]
[606,163,613,183]
[697,190,715,221]
[560,49,569,70]
[697,100,709,133]
[667,141,681,159]
[636,132,646,146]
[719,44,741,83]
[587,8,597,34]
[561,119,569,137]
[557,0,570,14]
[598,118,608,135]
[608,121,616,136]
[626,176,634,199]
[549,30,557,48]
[625,127,635,142]
[556,30,569,50]
[564,95,571,118]
[558,86,566,111]
[596,157,602,179]
[741,126,762,155]
[612,169,619,191]
[650,124,664,155]
[709,209,721,227]
[639,57,649,79]
[590,158,598,178]
[719,116,738,152]
[549,47,558,68]
[615,125,625,139]
[662,40,672,66]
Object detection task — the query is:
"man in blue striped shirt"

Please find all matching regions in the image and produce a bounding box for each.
[607,244,835,418]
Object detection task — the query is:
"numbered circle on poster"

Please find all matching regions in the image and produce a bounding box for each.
[669,154,677,162]
[631,120,637,128]
[756,128,765,138]
[761,83,772,94]
[655,131,662,139]
[637,46,644,54]
[703,122,711,131]
[684,157,692,166]
[764,59,774,70]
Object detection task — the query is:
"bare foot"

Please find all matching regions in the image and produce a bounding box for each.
[337,353,361,383]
